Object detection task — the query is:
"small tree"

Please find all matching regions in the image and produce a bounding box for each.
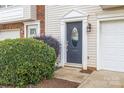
[34,36,60,57]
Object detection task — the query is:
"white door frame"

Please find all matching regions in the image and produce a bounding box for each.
[23,20,40,38]
[97,13,124,70]
[60,10,88,69]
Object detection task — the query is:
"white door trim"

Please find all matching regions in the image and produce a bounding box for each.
[23,20,40,38]
[60,10,88,69]
[97,13,124,70]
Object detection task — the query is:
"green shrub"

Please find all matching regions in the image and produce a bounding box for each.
[0,38,56,87]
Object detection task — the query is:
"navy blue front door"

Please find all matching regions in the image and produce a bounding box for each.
[67,21,82,64]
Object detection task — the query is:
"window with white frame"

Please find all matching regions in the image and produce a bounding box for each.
[24,21,40,38]
[27,24,38,38]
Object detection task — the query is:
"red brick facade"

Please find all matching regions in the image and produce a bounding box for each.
[0,23,24,38]
[0,5,45,38]
[36,5,45,37]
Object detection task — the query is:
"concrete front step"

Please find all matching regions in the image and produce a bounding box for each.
[54,67,90,83]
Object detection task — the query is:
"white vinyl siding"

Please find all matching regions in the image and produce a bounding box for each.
[45,5,124,67]
[0,6,36,24]
[45,5,103,67]
[0,5,14,9]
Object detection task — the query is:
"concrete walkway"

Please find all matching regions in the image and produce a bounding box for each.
[78,70,124,88]
[54,67,90,83]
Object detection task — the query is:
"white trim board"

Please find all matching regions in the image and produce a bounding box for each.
[60,10,88,70]
[0,28,20,32]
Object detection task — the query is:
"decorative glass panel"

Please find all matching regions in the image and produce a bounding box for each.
[27,24,38,38]
[30,28,36,37]
[71,27,79,47]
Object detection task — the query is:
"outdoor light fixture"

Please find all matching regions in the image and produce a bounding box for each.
[20,29,24,35]
[87,23,91,32]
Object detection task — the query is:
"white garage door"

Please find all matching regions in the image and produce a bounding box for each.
[0,29,20,40]
[100,20,124,72]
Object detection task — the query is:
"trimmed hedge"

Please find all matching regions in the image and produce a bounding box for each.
[0,38,56,87]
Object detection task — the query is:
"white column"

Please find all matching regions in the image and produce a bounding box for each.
[82,18,88,70]
[60,21,66,67]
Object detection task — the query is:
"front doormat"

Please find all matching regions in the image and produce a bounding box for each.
[80,67,96,74]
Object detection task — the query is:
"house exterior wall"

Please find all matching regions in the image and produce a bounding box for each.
[0,22,24,38]
[0,5,45,38]
[37,5,45,37]
[45,5,124,67]
[0,6,37,24]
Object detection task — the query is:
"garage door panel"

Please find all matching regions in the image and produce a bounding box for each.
[0,30,20,40]
[102,62,124,72]
[100,20,124,72]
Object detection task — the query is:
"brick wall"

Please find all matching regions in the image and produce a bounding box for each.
[36,5,45,37]
[0,23,24,38]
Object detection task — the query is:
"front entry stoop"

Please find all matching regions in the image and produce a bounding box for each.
[54,67,90,83]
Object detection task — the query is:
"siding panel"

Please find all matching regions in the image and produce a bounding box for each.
[45,5,102,67]
[45,5,124,67]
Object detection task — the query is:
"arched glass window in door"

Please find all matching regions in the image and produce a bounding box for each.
[71,27,79,47]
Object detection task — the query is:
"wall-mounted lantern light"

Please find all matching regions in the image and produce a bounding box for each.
[87,23,91,32]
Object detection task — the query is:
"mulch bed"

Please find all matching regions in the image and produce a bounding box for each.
[36,78,80,88]
[80,67,96,74]
[0,85,14,88]
[0,78,80,88]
